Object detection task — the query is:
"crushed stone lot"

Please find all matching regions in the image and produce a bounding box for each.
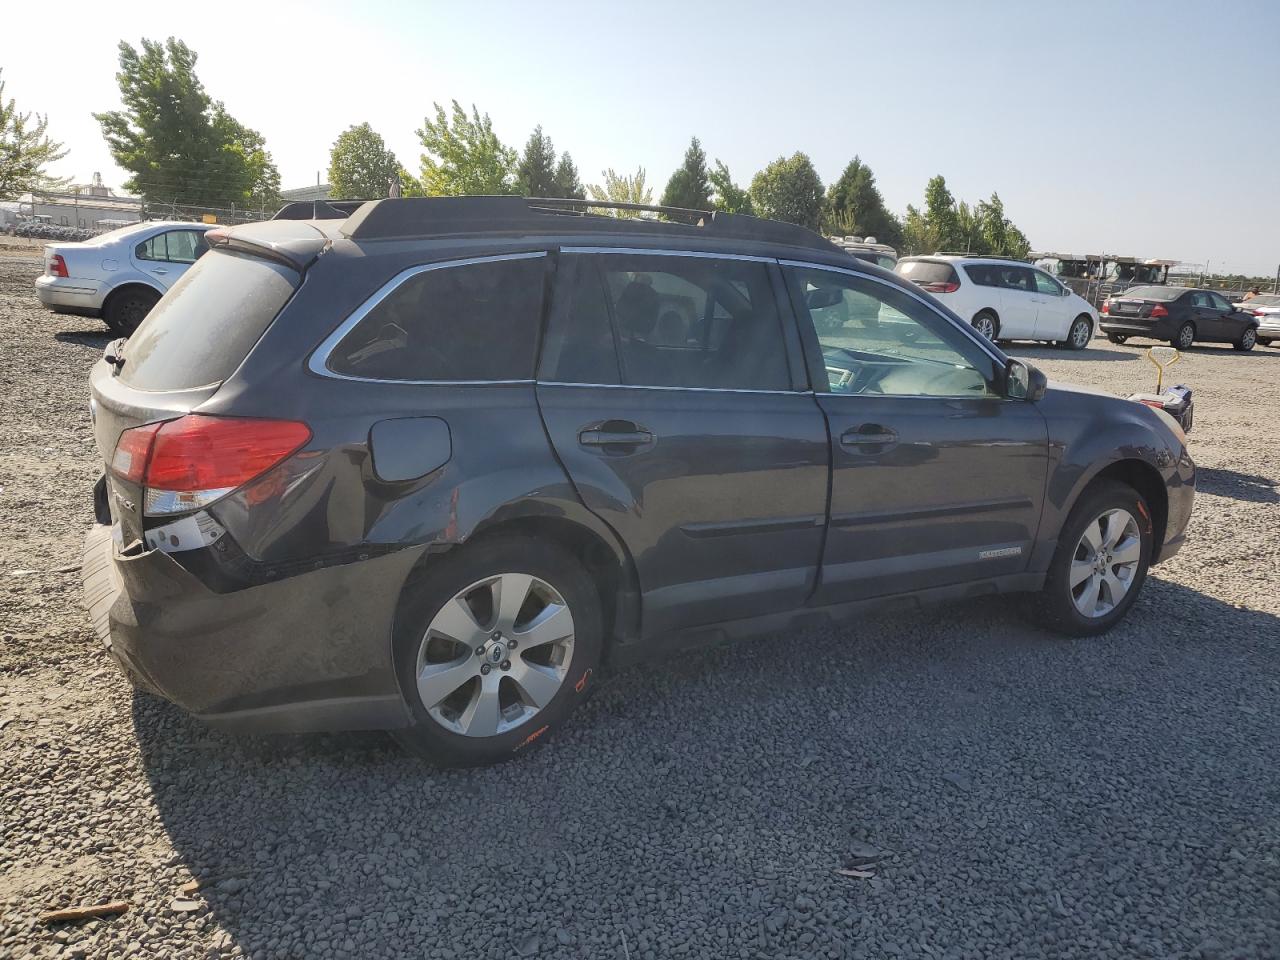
[2,250,1278,960]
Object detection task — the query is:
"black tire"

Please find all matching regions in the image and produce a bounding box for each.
[1233,327,1257,352]
[1106,333,1128,344]
[1065,315,1093,350]
[972,310,999,340]
[104,287,160,336]
[1258,337,1273,347]
[1033,480,1153,637]
[391,535,603,766]
[1172,322,1195,350]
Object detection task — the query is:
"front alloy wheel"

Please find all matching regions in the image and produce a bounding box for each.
[1067,316,1092,350]
[416,573,574,737]
[1069,508,1142,618]
[1234,328,1256,352]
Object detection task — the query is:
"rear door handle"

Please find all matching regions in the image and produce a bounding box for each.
[840,424,898,450]
[578,420,654,448]
[151,268,168,275]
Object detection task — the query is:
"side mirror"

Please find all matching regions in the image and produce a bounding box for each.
[1006,358,1047,401]
[806,287,843,310]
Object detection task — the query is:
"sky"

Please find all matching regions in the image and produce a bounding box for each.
[5,0,1279,276]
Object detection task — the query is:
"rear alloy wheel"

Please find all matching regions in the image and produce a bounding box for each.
[972,311,998,340]
[1234,327,1257,352]
[1173,322,1195,350]
[1106,333,1128,344]
[105,287,160,336]
[1033,480,1152,636]
[392,536,601,766]
[1066,315,1093,350]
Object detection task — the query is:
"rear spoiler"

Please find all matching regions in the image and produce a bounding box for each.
[205,228,330,272]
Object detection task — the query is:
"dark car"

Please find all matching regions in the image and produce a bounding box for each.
[1101,285,1260,351]
[82,197,1195,766]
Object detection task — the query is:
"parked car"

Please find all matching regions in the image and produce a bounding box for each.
[1101,286,1260,351]
[830,235,897,269]
[1232,293,1280,346]
[895,255,1098,349]
[82,197,1195,766]
[35,221,212,334]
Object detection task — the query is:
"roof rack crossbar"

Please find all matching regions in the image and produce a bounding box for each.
[528,197,711,225]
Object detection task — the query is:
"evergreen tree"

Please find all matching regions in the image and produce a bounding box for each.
[659,136,712,210]
[516,125,558,197]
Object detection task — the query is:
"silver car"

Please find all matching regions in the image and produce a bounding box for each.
[1233,293,1280,347]
[35,221,212,334]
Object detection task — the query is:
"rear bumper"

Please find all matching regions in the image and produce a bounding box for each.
[35,275,106,314]
[81,523,415,733]
[1257,320,1280,339]
[1100,317,1176,339]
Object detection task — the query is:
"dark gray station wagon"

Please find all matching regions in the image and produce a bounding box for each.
[82,197,1196,765]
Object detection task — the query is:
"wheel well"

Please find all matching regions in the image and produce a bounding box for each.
[463,516,636,647]
[1085,460,1168,549]
[103,282,161,316]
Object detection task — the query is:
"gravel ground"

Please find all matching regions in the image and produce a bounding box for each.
[2,252,1278,960]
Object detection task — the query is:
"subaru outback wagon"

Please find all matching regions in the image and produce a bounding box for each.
[82,197,1195,766]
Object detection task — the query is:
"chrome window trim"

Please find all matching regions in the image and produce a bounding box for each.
[560,246,774,263]
[777,258,1008,367]
[537,381,811,397]
[307,251,547,383]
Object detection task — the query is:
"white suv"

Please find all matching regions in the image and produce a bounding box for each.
[895,255,1098,349]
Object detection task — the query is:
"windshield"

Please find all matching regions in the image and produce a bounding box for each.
[1120,285,1186,302]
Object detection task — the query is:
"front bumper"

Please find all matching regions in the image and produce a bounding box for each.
[35,275,106,314]
[81,523,416,733]
[1154,447,1196,565]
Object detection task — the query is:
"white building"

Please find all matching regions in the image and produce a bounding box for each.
[7,174,143,229]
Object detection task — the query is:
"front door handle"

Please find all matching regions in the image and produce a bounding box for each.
[840,424,898,451]
[578,420,654,449]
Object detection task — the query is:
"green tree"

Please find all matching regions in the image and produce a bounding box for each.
[95,38,280,209]
[327,122,400,199]
[586,167,652,216]
[823,156,900,245]
[659,136,712,210]
[708,160,753,215]
[923,174,961,250]
[397,167,427,197]
[749,152,824,231]
[516,125,557,197]
[900,204,939,256]
[552,152,585,199]
[416,101,517,196]
[0,69,69,196]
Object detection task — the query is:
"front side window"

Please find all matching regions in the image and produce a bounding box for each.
[787,266,1000,399]
[1033,270,1063,296]
[325,254,546,382]
[1208,292,1231,311]
[546,254,791,391]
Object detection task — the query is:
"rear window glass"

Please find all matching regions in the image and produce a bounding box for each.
[1245,294,1280,307]
[896,260,958,284]
[1122,285,1185,302]
[121,251,298,391]
[326,255,545,382]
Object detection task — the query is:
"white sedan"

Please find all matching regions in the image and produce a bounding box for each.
[1233,293,1280,347]
[35,221,212,334]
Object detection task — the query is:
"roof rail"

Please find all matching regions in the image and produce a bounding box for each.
[335,196,840,254]
[273,199,370,221]
[933,251,1030,262]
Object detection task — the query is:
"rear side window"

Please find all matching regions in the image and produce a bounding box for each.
[121,251,298,391]
[965,264,997,286]
[896,260,958,285]
[544,253,791,391]
[325,255,546,382]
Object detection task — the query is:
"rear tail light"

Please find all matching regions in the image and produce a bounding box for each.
[1255,309,1267,317]
[1137,399,1164,410]
[1150,305,1169,318]
[1101,300,1110,315]
[48,254,68,278]
[109,415,311,516]
[920,281,960,294]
